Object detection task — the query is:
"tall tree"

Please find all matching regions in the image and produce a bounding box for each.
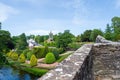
[35,35,41,44]
[0,30,13,64]
[76,35,81,42]
[17,33,28,50]
[0,30,14,52]
[90,29,103,42]
[81,30,92,42]
[104,24,112,40]
[111,16,120,41]
[56,30,74,51]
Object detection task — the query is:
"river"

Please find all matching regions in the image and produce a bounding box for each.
[0,65,38,80]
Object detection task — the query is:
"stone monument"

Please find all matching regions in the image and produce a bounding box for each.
[48,31,53,42]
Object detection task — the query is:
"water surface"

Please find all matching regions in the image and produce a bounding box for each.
[0,65,38,80]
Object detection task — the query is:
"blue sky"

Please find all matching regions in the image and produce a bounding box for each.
[0,0,120,36]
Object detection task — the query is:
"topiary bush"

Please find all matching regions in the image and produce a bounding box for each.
[6,51,13,58]
[45,52,56,64]
[30,55,37,67]
[18,53,26,63]
[11,52,18,61]
[48,48,59,59]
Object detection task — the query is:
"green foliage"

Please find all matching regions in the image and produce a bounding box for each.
[0,30,14,52]
[30,54,37,67]
[22,48,30,57]
[22,67,48,76]
[32,46,45,58]
[0,52,8,64]
[43,46,49,57]
[110,16,120,41]
[11,52,18,61]
[104,24,112,40]
[56,30,74,51]
[57,53,71,62]
[81,30,92,42]
[48,48,59,59]
[18,54,26,63]
[27,35,35,40]
[45,52,56,64]
[58,48,64,54]
[6,51,13,57]
[68,42,84,50]
[44,41,56,47]
[26,51,33,60]
[90,29,103,42]
[35,35,41,44]
[14,33,28,50]
[76,35,81,42]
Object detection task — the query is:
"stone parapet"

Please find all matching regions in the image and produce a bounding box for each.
[38,42,120,80]
[38,44,93,80]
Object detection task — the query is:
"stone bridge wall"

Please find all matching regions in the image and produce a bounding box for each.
[93,43,120,80]
[38,42,120,80]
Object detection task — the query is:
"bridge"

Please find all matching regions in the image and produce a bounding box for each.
[38,36,120,80]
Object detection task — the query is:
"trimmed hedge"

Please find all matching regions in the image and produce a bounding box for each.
[48,48,59,59]
[22,49,30,57]
[45,52,56,64]
[22,67,48,76]
[26,51,33,60]
[18,53,26,63]
[30,55,37,67]
[32,46,45,58]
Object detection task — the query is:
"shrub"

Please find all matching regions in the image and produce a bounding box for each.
[22,49,30,57]
[6,51,13,57]
[58,48,64,54]
[57,53,71,62]
[30,55,37,67]
[27,51,33,60]
[68,42,82,50]
[48,48,59,59]
[32,47,45,58]
[11,52,18,61]
[22,67,48,76]
[43,46,49,57]
[18,54,26,63]
[45,52,56,64]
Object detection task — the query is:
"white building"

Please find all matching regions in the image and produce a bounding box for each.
[27,39,41,50]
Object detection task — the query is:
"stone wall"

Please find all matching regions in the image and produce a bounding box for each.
[38,43,120,80]
[73,50,93,80]
[93,43,120,80]
[38,44,93,80]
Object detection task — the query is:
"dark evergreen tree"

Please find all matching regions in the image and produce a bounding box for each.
[81,30,92,42]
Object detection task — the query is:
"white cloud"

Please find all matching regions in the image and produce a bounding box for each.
[0,2,18,22]
[115,0,120,9]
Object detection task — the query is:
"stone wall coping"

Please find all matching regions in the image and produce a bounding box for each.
[94,42,120,47]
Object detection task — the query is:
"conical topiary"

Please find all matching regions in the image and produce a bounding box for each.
[19,53,26,63]
[45,52,56,64]
[30,55,37,67]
